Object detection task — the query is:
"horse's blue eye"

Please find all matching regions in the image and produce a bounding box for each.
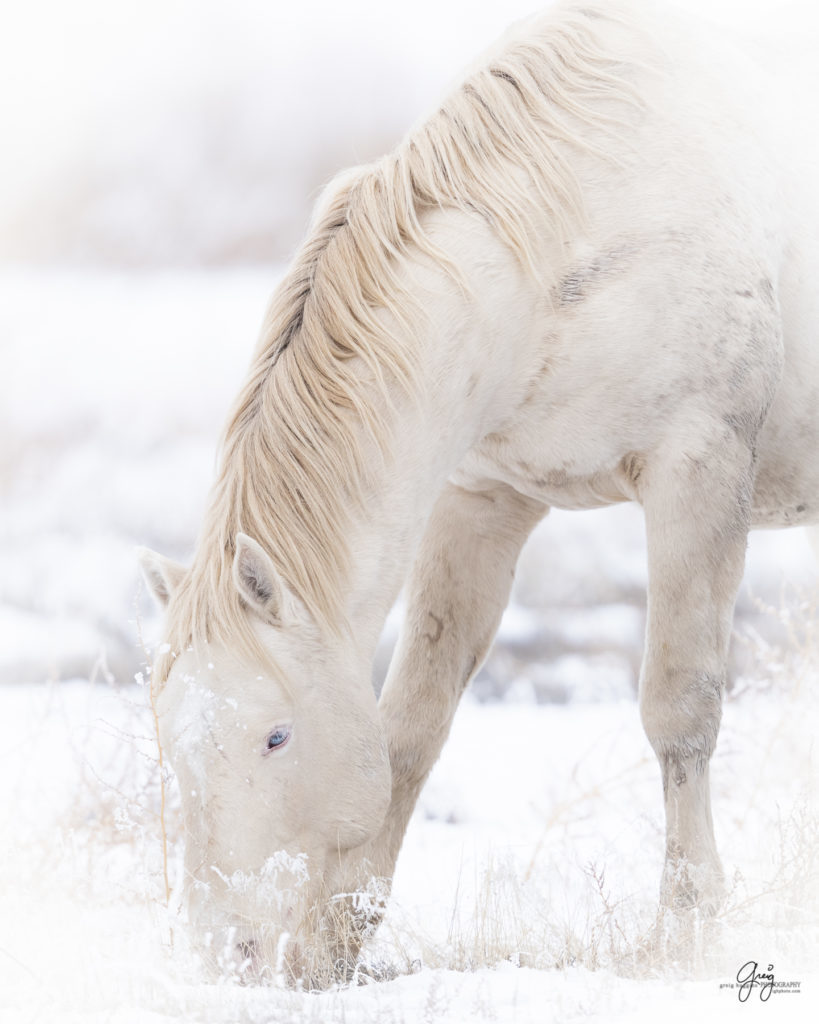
[266,728,290,751]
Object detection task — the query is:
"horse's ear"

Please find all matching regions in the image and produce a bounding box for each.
[138,548,186,608]
[233,533,295,626]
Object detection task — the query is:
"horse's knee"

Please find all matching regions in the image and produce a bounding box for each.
[640,668,723,785]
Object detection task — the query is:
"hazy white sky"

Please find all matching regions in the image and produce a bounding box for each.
[0,6,532,199]
[1,0,548,262]
[0,0,811,264]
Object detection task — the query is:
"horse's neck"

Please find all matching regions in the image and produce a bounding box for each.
[342,211,542,654]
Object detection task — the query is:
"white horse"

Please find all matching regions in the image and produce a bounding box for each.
[140,0,819,982]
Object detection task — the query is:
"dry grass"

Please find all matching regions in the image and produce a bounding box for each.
[42,587,819,998]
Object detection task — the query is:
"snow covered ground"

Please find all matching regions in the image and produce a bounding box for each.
[2,268,818,1023]
[3,0,819,1020]
[1,619,818,1021]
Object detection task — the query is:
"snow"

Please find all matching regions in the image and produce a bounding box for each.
[3,0,819,1020]
[2,664,817,1021]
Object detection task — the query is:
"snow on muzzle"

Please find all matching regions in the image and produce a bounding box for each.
[185,851,312,981]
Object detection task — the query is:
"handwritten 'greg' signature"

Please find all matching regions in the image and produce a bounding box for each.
[737,961,775,1002]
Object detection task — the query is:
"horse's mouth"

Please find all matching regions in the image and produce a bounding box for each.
[217,927,307,985]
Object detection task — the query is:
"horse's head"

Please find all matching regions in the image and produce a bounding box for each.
[139,534,391,981]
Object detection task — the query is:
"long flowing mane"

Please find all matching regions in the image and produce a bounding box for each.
[157,0,643,679]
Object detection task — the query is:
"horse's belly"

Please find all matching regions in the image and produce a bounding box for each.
[454,331,819,526]
[456,435,819,528]
[751,414,819,528]
[751,243,819,528]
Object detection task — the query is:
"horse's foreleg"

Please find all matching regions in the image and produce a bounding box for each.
[369,481,546,879]
[640,430,756,913]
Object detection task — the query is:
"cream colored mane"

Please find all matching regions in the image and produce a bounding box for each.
[156,0,641,680]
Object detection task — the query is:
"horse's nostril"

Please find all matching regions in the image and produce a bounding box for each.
[237,937,257,962]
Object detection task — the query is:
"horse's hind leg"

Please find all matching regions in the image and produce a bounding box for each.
[640,425,757,913]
